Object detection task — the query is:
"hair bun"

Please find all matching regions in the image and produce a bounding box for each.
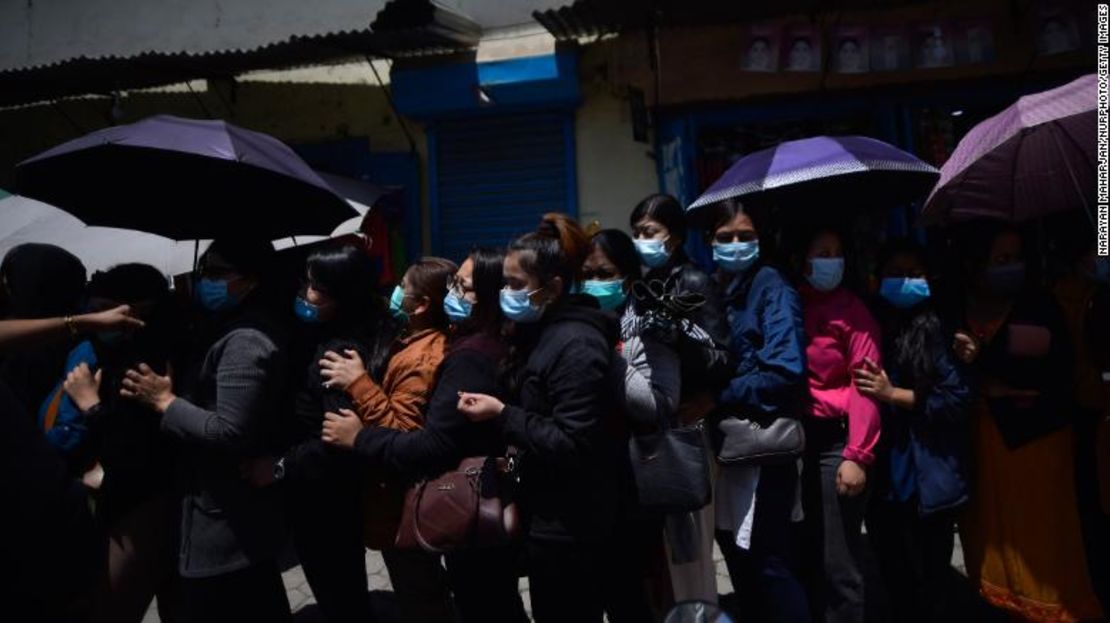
[536,218,560,239]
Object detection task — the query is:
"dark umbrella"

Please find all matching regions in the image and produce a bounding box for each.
[15,115,356,240]
[920,74,1095,226]
[686,135,939,215]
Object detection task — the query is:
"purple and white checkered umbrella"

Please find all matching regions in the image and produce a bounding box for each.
[687,135,939,214]
[920,74,1095,226]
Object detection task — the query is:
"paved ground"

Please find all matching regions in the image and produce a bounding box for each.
[144,537,970,622]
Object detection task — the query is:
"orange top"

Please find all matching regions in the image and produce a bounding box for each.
[346,328,447,432]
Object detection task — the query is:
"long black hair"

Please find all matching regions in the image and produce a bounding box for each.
[591,229,641,284]
[305,243,395,382]
[875,238,943,387]
[306,244,378,322]
[630,194,687,245]
[457,246,506,338]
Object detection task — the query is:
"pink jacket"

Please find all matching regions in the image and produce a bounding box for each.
[800,285,882,466]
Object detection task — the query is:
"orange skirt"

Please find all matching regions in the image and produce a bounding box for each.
[960,403,1104,622]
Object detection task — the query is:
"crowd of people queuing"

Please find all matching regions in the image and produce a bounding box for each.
[1,192,1107,623]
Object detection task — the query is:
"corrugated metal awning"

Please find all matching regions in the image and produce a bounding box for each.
[534,0,933,41]
[0,0,481,107]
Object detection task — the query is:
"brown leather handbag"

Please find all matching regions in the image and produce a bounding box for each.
[394,453,521,553]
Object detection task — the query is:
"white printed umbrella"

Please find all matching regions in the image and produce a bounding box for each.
[0,194,373,275]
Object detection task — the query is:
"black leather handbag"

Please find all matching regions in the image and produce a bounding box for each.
[714,415,806,466]
[629,419,712,513]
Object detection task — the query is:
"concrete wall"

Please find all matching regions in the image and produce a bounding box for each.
[574,48,660,232]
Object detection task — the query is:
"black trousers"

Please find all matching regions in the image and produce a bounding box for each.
[716,462,810,623]
[527,539,606,623]
[866,498,955,623]
[178,562,291,623]
[288,480,372,623]
[445,545,528,623]
[602,513,667,623]
[802,419,868,623]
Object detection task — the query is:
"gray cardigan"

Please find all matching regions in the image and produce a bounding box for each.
[618,307,681,429]
[162,326,287,578]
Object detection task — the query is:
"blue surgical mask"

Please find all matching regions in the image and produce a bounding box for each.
[880,277,931,309]
[196,278,239,312]
[389,285,409,322]
[443,290,473,322]
[294,296,322,323]
[806,257,845,292]
[582,279,626,311]
[499,287,544,323]
[984,262,1025,297]
[634,238,670,269]
[713,240,760,273]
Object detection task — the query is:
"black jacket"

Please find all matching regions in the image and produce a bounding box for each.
[282,325,372,485]
[497,296,621,544]
[352,331,509,479]
[642,256,732,395]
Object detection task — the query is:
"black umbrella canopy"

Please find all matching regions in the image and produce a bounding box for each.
[15,115,356,241]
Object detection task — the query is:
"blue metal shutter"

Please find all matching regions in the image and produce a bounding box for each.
[432,111,576,261]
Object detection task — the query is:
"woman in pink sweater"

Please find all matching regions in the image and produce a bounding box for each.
[796,228,881,623]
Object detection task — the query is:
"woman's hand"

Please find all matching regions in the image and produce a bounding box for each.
[836,460,867,497]
[120,363,175,413]
[319,350,366,391]
[77,305,145,333]
[63,362,102,412]
[322,409,363,449]
[952,331,980,364]
[457,392,505,422]
[853,358,893,403]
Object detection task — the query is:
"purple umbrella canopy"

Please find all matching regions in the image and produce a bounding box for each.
[15,115,356,240]
[687,135,939,215]
[920,74,1096,226]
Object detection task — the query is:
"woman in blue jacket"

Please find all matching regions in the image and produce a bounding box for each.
[705,199,810,623]
[852,239,972,623]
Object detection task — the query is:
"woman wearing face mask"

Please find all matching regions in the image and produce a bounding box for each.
[120,238,293,623]
[795,228,881,623]
[315,256,457,623]
[46,263,181,623]
[953,223,1104,622]
[630,194,731,406]
[321,247,528,623]
[705,199,810,623]
[241,244,389,622]
[457,213,620,623]
[583,229,680,620]
[849,239,973,623]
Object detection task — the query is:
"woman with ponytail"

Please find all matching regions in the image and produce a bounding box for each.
[457,213,621,623]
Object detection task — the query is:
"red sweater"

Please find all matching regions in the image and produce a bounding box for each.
[800,284,882,466]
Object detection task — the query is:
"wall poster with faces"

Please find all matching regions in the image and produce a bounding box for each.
[832,25,870,74]
[782,24,822,72]
[913,22,956,68]
[869,25,910,71]
[955,20,996,65]
[1034,3,1081,56]
[740,22,781,72]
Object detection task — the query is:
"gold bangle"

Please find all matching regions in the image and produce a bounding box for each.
[63,315,79,338]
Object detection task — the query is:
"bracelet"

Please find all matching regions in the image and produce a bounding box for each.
[63,315,79,338]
